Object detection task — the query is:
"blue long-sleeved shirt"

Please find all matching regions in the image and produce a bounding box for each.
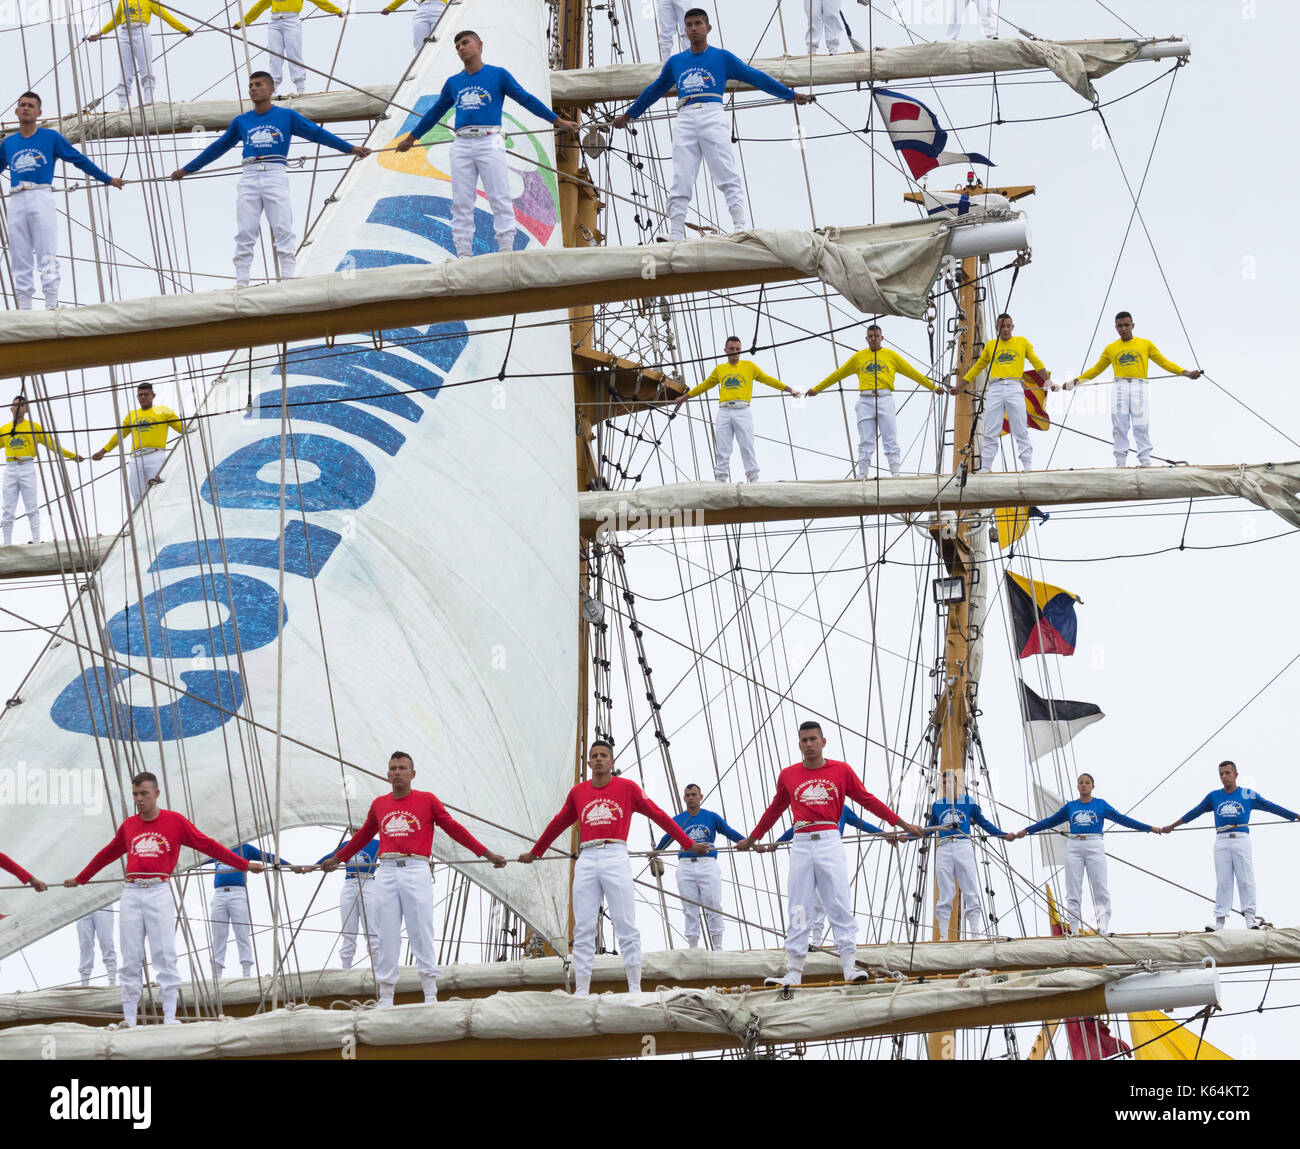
[775,808,882,844]
[1,128,113,188]
[624,45,797,119]
[182,107,354,172]
[318,837,379,878]
[927,796,1005,840]
[409,64,557,136]
[655,808,745,858]
[212,842,289,889]
[1179,787,1300,835]
[1026,798,1152,837]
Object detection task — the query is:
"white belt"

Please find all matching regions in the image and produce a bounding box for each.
[579,838,625,850]
[4,458,35,463]
[718,400,749,409]
[455,126,500,138]
[679,97,723,110]
[12,182,51,194]
[125,876,167,886]
[1068,834,1098,841]
[132,447,162,455]
[242,158,288,166]
[379,852,429,860]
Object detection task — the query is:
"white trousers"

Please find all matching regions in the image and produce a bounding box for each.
[8,185,59,309]
[656,0,690,60]
[713,402,759,482]
[125,448,165,506]
[676,857,725,946]
[934,838,987,938]
[450,135,515,258]
[571,843,641,994]
[2,462,41,545]
[268,14,307,92]
[76,909,118,985]
[855,390,900,476]
[234,162,296,286]
[119,881,181,1026]
[667,101,747,242]
[373,859,440,1001]
[1112,378,1153,465]
[411,0,443,51]
[339,877,378,968]
[209,886,254,976]
[1213,834,1256,928]
[948,0,999,38]
[805,0,842,53]
[1064,836,1110,934]
[980,379,1032,472]
[111,23,154,109]
[785,833,856,973]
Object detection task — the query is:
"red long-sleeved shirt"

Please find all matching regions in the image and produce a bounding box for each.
[529,776,696,856]
[74,810,250,882]
[335,791,487,861]
[750,759,900,839]
[0,851,34,885]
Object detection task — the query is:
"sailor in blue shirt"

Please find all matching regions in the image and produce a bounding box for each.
[1013,772,1165,935]
[2,91,125,309]
[612,8,811,242]
[395,29,577,258]
[170,71,370,286]
[209,841,290,978]
[652,784,744,948]
[1162,760,1300,930]
[309,832,380,969]
[928,771,1011,940]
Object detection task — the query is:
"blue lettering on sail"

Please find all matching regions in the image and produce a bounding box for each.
[366,195,527,258]
[150,522,342,579]
[256,386,408,455]
[201,433,375,511]
[51,666,244,742]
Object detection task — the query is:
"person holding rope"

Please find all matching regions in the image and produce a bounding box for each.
[1011,771,1165,936]
[1,850,48,893]
[208,841,291,980]
[1064,311,1201,468]
[65,771,263,1027]
[91,382,186,506]
[927,769,1012,940]
[233,0,344,99]
[2,394,83,547]
[305,830,379,970]
[395,29,578,259]
[85,0,193,111]
[518,740,708,995]
[737,721,921,987]
[1160,760,1299,931]
[651,783,745,950]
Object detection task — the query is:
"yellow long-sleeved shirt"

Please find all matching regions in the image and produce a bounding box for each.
[1,419,77,461]
[1078,337,1184,381]
[242,0,343,22]
[382,0,446,13]
[99,406,184,453]
[687,360,790,403]
[99,0,190,34]
[963,334,1046,384]
[809,347,937,395]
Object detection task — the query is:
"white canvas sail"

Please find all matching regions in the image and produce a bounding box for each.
[0,0,575,956]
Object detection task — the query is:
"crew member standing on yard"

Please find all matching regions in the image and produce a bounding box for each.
[655,0,690,60]
[233,0,343,98]
[676,336,796,483]
[927,770,1012,940]
[737,722,922,987]
[76,909,118,987]
[170,72,370,286]
[65,772,263,1027]
[318,752,506,1008]
[2,394,83,547]
[92,383,186,506]
[381,0,448,54]
[309,831,379,970]
[1,91,126,310]
[518,741,708,995]
[1065,311,1201,468]
[209,841,291,980]
[652,783,745,950]
[612,9,812,242]
[86,1,193,111]
[1161,760,1299,931]
[395,29,578,259]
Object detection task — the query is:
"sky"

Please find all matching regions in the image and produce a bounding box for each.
[2,0,1298,1059]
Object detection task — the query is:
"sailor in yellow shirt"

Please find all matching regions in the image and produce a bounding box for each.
[806,324,953,478]
[2,394,83,546]
[381,0,447,53]
[1065,311,1201,467]
[234,0,344,97]
[675,336,795,482]
[953,312,1053,473]
[85,1,193,112]
[91,382,186,506]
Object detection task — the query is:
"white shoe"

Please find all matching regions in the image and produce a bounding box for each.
[241,965,253,978]
[844,969,870,984]
[764,971,802,988]
[376,996,394,1009]
[81,979,90,988]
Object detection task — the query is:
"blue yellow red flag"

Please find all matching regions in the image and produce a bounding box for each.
[1006,570,1081,657]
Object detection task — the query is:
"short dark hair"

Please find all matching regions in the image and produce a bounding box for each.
[137,383,154,391]
[1218,759,1237,772]
[591,739,614,753]
[684,7,710,21]
[131,771,159,789]
[1078,772,1095,785]
[1115,311,1133,321]
[12,394,27,404]
[684,783,702,793]
[389,750,414,765]
[18,91,40,107]
[866,324,882,334]
[454,29,481,44]
[724,335,741,345]
[996,313,1013,323]
[798,720,823,735]
[249,71,273,84]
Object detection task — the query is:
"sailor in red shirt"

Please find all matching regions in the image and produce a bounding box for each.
[518,740,708,996]
[64,771,262,1026]
[738,721,922,987]
[318,751,506,1008]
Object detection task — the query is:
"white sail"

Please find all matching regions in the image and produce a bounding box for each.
[0,0,575,956]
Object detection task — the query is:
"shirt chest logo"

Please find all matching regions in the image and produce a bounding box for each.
[794,779,839,808]
[679,68,714,93]
[940,808,963,825]
[1116,351,1141,366]
[581,798,624,827]
[247,127,284,148]
[381,811,422,836]
[458,86,491,110]
[131,832,170,857]
[10,149,43,173]
[995,351,1017,364]
[1070,809,1098,827]
[1217,799,1244,818]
